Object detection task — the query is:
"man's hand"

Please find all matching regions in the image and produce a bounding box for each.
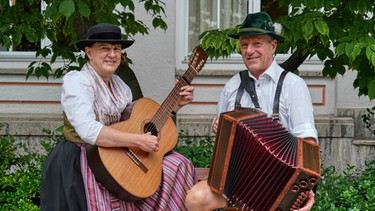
[294,190,315,211]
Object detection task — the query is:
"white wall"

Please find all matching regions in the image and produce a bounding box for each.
[127,1,177,105]
[337,70,375,108]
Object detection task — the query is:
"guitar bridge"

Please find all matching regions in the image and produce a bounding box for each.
[122,147,148,173]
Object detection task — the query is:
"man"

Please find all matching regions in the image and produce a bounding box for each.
[185,12,318,211]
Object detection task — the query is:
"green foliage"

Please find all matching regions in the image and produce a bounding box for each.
[199,0,375,100]
[0,0,167,79]
[0,135,41,211]
[313,161,375,210]
[199,27,241,60]
[362,105,375,136]
[1,123,375,210]
[174,131,214,168]
[0,127,61,211]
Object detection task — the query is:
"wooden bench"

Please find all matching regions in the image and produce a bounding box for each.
[195,168,239,211]
[196,167,210,181]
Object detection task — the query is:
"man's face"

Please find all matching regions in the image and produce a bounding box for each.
[239,34,277,78]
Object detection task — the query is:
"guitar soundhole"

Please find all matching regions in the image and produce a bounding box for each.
[144,122,158,136]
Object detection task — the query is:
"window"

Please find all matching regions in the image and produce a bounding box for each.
[187,0,248,53]
[175,0,289,69]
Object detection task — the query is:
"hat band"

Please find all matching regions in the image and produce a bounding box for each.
[88,32,121,40]
[239,27,274,34]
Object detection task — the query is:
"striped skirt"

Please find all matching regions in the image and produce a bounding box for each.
[80,145,197,211]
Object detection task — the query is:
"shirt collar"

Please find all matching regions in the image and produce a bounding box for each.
[248,60,280,83]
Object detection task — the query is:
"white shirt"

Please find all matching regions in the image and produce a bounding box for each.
[61,70,133,145]
[216,60,318,140]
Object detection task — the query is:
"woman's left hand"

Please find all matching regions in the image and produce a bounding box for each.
[177,85,194,108]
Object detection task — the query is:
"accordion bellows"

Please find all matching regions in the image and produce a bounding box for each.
[208,108,321,211]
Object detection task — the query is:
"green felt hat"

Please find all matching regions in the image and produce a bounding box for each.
[229,12,285,42]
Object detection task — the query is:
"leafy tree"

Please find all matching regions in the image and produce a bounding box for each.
[0,0,167,99]
[2,1,375,101]
[200,0,375,100]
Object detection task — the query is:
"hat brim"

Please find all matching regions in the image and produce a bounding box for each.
[229,30,285,42]
[76,39,134,51]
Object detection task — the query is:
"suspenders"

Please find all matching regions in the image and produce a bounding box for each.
[235,70,288,121]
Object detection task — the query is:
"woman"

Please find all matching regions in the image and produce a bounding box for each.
[41,23,197,211]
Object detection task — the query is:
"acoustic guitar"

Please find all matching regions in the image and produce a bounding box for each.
[86,46,208,201]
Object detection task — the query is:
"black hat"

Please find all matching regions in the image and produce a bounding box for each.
[76,23,134,50]
[229,12,285,42]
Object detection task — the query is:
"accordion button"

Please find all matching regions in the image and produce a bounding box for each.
[291,185,300,193]
[299,180,308,188]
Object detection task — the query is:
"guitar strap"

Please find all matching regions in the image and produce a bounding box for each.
[235,70,289,121]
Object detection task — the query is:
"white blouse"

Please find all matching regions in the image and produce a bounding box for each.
[61,70,133,145]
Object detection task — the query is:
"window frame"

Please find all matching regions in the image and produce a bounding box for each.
[175,0,319,71]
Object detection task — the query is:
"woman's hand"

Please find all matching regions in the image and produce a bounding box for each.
[175,85,194,110]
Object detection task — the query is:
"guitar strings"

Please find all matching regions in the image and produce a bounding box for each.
[144,46,207,140]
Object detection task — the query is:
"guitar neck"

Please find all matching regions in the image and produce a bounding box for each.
[152,66,198,130]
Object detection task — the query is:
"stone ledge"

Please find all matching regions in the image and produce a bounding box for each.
[314,115,354,138]
[352,140,375,146]
[178,114,355,139]
[0,113,62,136]
[1,113,355,139]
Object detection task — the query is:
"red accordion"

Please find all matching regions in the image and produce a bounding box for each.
[207,108,321,211]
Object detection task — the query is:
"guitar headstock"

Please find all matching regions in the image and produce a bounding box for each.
[188,46,208,74]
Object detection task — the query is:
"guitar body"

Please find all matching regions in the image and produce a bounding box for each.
[86,97,178,201]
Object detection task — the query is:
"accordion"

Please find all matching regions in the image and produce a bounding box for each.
[207,108,320,211]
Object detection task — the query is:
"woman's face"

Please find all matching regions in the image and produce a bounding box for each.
[85,42,122,82]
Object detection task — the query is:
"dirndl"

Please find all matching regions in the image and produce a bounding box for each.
[40,139,197,211]
[40,139,87,211]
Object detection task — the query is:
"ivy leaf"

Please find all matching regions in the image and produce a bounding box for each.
[336,43,346,56]
[77,0,90,17]
[44,3,59,21]
[351,43,364,59]
[314,20,329,36]
[365,46,375,62]
[357,0,367,15]
[12,32,22,46]
[59,0,75,19]
[25,28,38,43]
[345,43,355,59]
[368,79,375,99]
[371,51,375,67]
[302,21,314,36]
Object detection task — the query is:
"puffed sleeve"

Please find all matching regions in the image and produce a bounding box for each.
[61,71,103,145]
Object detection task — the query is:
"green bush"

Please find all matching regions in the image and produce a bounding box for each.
[2,126,375,210]
[0,135,41,211]
[313,160,375,211]
[0,127,60,211]
[174,131,214,168]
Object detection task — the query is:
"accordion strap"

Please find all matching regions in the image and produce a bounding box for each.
[271,70,288,121]
[235,70,289,121]
[235,70,260,109]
